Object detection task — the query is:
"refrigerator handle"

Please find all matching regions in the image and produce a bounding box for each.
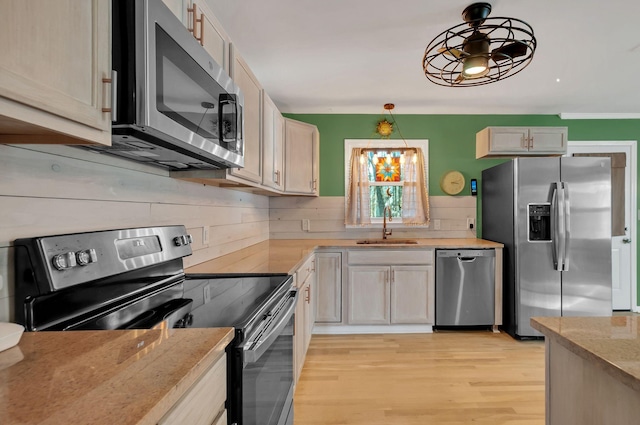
[563,182,571,271]
[551,184,560,270]
[557,182,567,271]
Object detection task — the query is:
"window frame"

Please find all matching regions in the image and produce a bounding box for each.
[344,139,430,228]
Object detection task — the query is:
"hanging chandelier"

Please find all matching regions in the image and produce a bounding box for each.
[422,2,536,87]
[361,103,417,166]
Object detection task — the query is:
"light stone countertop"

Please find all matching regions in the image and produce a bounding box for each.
[0,327,234,425]
[185,238,503,275]
[531,316,640,392]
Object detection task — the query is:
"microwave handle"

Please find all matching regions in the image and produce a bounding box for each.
[218,93,238,145]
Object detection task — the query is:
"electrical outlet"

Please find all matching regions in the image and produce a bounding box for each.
[467,218,475,230]
[433,219,441,230]
[302,219,310,231]
[203,284,211,303]
[202,226,209,244]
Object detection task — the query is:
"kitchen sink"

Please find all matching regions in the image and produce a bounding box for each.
[356,239,418,245]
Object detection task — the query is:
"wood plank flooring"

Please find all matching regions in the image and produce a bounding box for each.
[294,332,545,425]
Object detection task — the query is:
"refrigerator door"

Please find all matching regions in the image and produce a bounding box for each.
[560,157,612,316]
[515,158,562,337]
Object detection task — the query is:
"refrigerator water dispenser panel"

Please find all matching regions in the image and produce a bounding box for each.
[528,204,551,241]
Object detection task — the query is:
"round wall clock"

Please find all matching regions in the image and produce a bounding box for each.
[440,170,465,195]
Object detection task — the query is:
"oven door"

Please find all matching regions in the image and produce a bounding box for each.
[238,288,298,425]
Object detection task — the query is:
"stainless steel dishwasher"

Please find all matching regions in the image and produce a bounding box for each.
[435,249,495,326]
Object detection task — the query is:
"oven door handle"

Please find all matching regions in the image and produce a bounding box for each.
[241,289,299,364]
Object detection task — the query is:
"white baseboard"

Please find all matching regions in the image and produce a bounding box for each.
[312,324,433,335]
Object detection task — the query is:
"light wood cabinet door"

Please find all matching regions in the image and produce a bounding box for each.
[529,127,567,153]
[262,93,285,191]
[315,252,342,323]
[390,265,434,324]
[294,279,306,385]
[0,0,111,145]
[158,353,226,425]
[486,127,530,153]
[348,266,390,325]
[284,118,319,195]
[304,268,316,348]
[230,47,263,183]
[194,1,229,73]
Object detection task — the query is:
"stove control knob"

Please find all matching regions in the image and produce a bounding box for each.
[174,235,193,246]
[52,252,77,271]
[76,249,98,266]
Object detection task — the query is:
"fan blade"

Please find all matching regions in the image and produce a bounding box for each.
[438,47,465,59]
[491,42,528,62]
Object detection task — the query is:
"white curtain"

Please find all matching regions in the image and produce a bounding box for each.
[402,148,430,225]
[345,148,371,225]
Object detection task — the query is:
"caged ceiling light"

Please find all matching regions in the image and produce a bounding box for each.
[422,2,536,87]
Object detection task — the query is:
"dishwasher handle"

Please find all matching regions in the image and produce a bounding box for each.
[457,257,477,262]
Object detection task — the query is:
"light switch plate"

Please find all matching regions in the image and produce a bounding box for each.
[302,219,310,231]
[202,226,210,245]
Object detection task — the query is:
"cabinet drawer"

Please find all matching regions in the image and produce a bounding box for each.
[159,353,226,425]
[348,249,433,265]
[296,254,316,288]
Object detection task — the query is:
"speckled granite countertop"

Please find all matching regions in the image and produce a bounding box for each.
[185,238,503,275]
[531,316,640,392]
[0,327,234,425]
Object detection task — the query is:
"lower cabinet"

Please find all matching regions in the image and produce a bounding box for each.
[158,353,227,425]
[315,252,342,323]
[346,249,435,327]
[294,254,316,384]
[348,265,433,325]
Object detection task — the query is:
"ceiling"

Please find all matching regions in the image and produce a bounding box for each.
[205,0,640,116]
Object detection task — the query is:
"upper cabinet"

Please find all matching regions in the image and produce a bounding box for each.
[0,0,111,145]
[229,46,263,184]
[284,118,319,196]
[162,0,230,74]
[262,93,285,191]
[476,126,568,158]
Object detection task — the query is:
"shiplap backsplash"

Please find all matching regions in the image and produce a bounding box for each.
[269,196,477,239]
[0,144,270,322]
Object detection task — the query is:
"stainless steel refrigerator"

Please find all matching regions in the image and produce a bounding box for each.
[482,157,612,338]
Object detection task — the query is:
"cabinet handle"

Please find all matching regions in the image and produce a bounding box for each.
[391,269,394,283]
[305,286,310,303]
[101,77,112,113]
[188,3,204,45]
[312,179,317,191]
[529,136,534,149]
[275,170,280,185]
[521,135,527,149]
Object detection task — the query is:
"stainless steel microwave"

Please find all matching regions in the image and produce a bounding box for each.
[83,0,244,171]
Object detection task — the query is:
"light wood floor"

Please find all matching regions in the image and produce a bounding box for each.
[294,332,545,425]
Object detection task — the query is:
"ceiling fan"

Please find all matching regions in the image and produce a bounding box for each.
[422,2,536,87]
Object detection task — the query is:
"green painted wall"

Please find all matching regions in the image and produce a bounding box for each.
[285,113,640,305]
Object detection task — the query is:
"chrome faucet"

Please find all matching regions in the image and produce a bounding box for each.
[382,205,393,239]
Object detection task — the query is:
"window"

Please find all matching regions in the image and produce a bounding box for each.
[344,139,430,226]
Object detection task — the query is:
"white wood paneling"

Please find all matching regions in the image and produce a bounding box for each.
[1,145,270,322]
[269,196,477,239]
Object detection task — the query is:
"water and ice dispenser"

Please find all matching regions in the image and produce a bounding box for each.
[528,204,551,241]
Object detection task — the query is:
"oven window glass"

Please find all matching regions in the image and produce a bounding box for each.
[243,316,294,425]
[154,25,240,153]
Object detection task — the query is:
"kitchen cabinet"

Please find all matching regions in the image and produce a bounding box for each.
[262,93,285,191]
[294,254,316,384]
[347,249,434,326]
[162,0,230,73]
[284,118,319,196]
[230,46,263,184]
[0,0,111,145]
[315,252,342,323]
[476,126,568,158]
[158,352,227,425]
